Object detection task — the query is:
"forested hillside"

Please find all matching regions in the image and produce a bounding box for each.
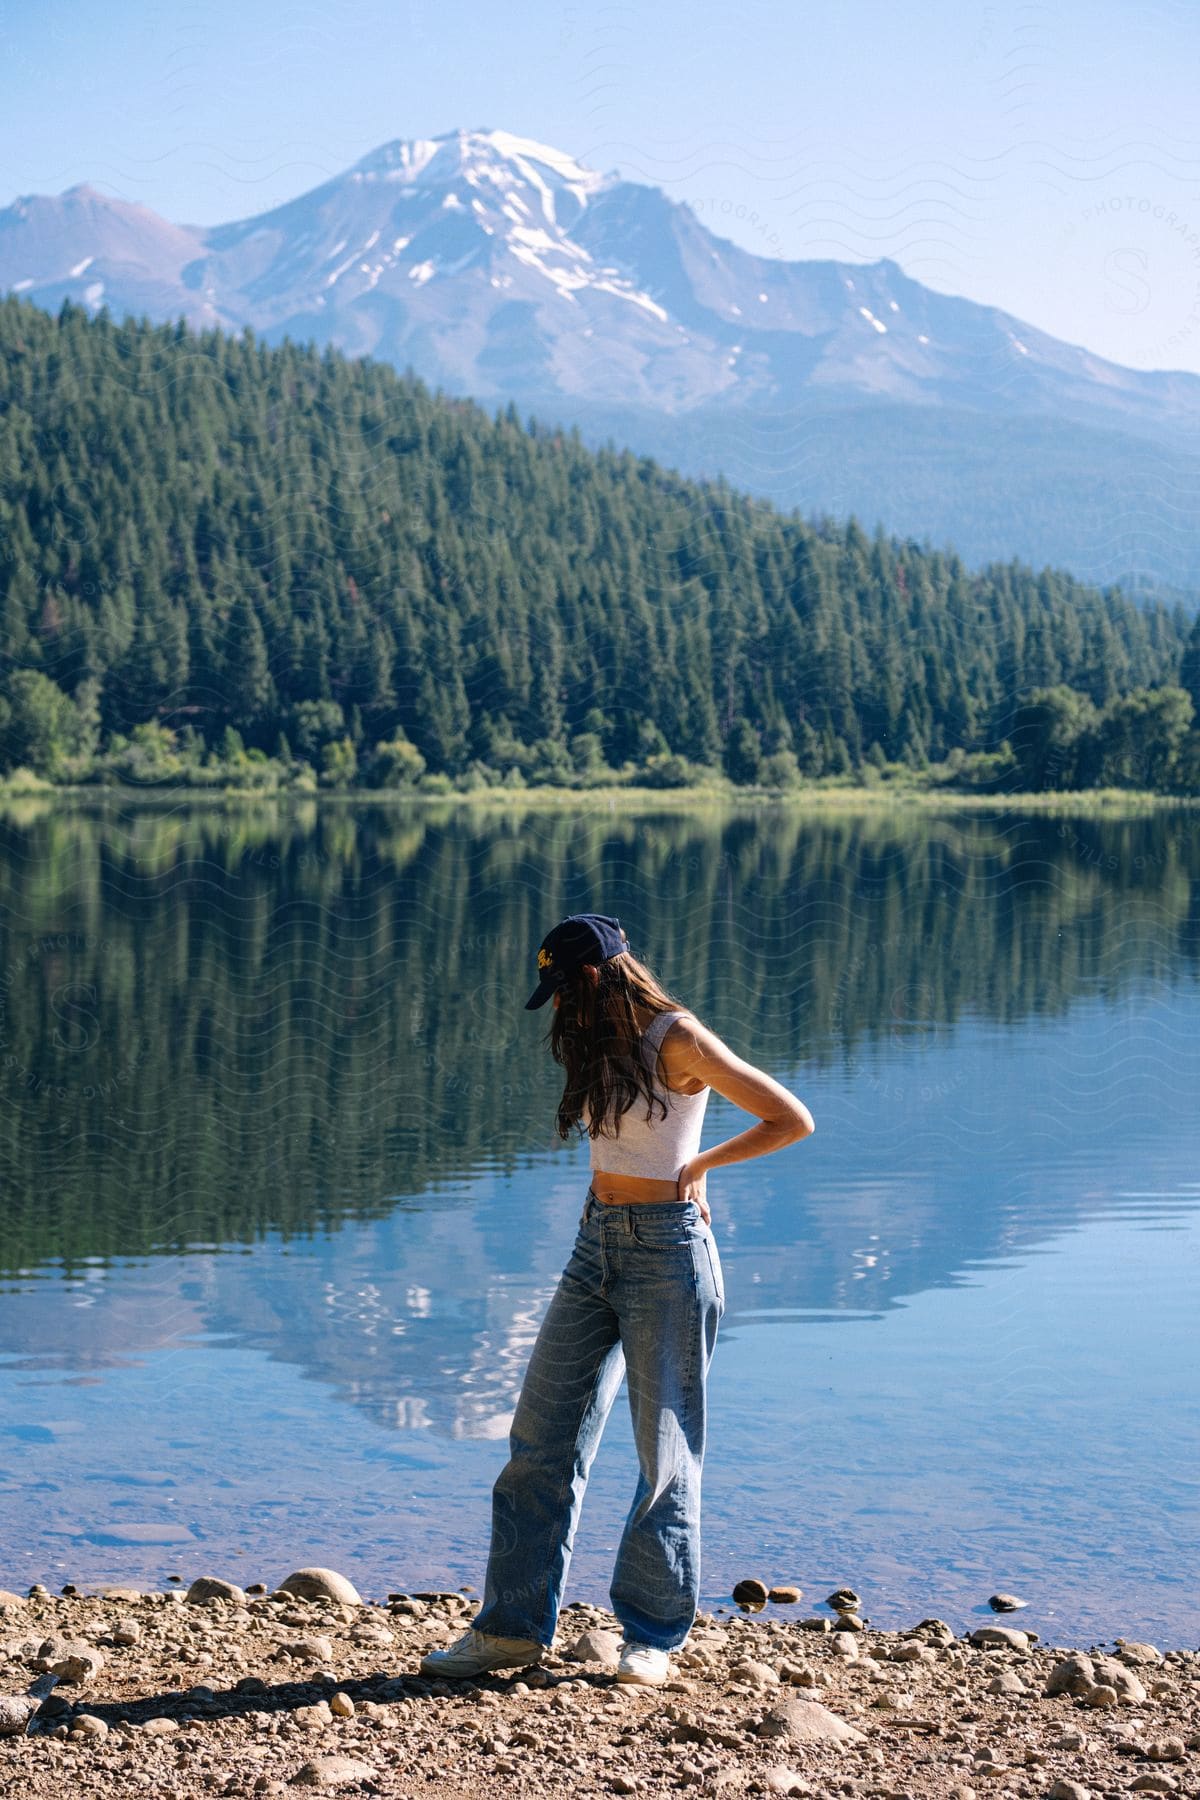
[2,295,1198,793]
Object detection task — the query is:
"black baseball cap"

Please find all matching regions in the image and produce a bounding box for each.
[524,913,628,1010]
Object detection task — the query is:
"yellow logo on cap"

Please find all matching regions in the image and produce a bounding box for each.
[537,948,553,969]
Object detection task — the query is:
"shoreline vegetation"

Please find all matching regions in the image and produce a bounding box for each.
[1,1571,1197,1799]
[1,770,1198,813]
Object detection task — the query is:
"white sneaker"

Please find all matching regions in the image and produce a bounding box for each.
[617,1641,670,1685]
[419,1626,545,1678]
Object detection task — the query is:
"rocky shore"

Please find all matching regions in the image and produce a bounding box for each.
[2,1570,1198,1799]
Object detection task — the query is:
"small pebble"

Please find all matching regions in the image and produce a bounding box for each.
[294,1701,334,1730]
[291,1755,379,1789]
[69,1713,108,1740]
[281,1635,334,1663]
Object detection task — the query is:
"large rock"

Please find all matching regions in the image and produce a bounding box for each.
[1106,1659,1140,1694]
[294,1701,335,1730]
[757,1696,866,1746]
[276,1568,363,1606]
[70,1713,109,1739]
[291,1757,379,1789]
[564,1627,622,1667]
[185,1577,246,1607]
[1045,1652,1146,1705]
[824,1589,859,1612]
[1046,1654,1095,1697]
[1116,1641,1163,1667]
[1145,1739,1187,1763]
[969,1626,1031,1651]
[32,1634,73,1670]
[0,1696,37,1737]
[281,1636,334,1663]
[49,1645,104,1685]
[731,1659,781,1690]
[765,1772,814,1797]
[908,1617,955,1645]
[349,1623,394,1648]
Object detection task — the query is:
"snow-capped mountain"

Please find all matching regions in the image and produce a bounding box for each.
[4,127,1200,588]
[0,182,209,325]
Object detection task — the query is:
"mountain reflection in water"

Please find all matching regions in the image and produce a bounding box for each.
[1,796,1198,1639]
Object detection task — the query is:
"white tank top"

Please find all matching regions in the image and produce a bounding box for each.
[582,1009,710,1180]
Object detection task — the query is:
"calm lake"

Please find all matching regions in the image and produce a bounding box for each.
[1,795,1198,1646]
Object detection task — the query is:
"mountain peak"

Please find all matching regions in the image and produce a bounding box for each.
[347,128,610,225]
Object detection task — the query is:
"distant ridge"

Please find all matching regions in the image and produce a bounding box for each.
[3,127,1200,593]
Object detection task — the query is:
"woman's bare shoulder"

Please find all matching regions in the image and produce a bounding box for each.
[657,1011,713,1093]
[662,1014,813,1126]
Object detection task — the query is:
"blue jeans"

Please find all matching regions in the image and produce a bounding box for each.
[471,1184,726,1653]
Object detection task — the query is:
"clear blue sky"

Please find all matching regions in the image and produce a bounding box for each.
[3,0,1200,373]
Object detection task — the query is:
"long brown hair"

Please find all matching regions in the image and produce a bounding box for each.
[547,946,692,1145]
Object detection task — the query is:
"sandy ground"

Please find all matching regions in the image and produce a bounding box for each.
[2,1578,1198,1799]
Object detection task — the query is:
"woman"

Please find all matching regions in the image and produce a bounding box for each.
[421,912,815,1686]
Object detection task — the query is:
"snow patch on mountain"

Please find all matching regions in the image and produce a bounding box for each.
[510,225,588,263]
[594,279,668,323]
[351,138,441,183]
[326,251,358,287]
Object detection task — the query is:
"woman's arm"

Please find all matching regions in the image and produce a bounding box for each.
[673,1015,814,1180]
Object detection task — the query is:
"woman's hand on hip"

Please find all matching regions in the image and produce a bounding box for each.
[677,1158,710,1223]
